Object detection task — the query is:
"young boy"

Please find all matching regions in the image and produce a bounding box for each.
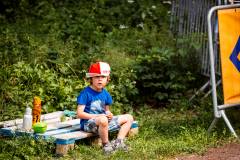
[76,61,134,154]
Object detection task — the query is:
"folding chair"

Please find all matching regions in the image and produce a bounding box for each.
[207,4,240,138]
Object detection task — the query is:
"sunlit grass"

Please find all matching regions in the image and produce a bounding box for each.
[0,106,236,160]
[60,107,234,160]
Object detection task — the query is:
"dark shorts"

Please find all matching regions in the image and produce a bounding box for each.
[83,116,120,133]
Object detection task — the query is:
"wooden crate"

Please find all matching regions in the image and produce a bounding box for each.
[0,111,139,156]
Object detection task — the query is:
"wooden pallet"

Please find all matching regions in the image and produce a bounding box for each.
[0,111,139,155]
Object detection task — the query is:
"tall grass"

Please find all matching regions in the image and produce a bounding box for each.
[0,102,234,160]
[60,105,234,160]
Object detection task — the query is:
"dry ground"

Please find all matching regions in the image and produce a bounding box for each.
[175,143,240,160]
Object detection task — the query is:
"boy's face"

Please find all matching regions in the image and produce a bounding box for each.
[91,76,109,92]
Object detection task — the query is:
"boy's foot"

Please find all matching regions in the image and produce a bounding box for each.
[111,139,129,152]
[102,142,114,155]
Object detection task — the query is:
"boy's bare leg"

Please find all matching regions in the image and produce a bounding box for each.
[117,114,134,139]
[95,115,109,144]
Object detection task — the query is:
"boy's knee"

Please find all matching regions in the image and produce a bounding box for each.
[124,114,134,123]
[98,116,108,126]
[127,114,134,122]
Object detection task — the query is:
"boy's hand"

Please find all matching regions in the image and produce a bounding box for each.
[105,111,113,120]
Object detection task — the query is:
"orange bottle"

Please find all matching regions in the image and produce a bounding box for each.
[32,96,42,125]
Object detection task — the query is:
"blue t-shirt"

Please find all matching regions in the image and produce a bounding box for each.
[77,86,113,129]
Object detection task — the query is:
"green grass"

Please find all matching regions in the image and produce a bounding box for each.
[0,106,236,160]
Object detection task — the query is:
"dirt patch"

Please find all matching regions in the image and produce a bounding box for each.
[175,143,240,160]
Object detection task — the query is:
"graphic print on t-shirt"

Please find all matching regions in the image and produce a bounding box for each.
[89,100,105,114]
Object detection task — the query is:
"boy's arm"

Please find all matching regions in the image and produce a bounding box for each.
[77,105,105,119]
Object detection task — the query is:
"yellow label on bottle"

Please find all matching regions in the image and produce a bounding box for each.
[32,96,42,125]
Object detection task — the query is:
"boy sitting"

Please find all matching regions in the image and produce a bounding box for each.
[77,61,134,154]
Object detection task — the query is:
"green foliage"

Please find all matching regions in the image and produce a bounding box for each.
[134,35,202,106]
[0,136,55,159]
[0,1,203,118]
[0,61,86,121]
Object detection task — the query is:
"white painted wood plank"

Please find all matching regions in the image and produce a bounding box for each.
[44,118,61,125]
[46,119,80,131]
[40,125,80,136]
[53,131,93,140]
[0,111,64,128]
[41,111,64,121]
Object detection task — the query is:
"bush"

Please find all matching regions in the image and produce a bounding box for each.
[0,0,205,117]
[0,61,86,121]
[134,35,202,107]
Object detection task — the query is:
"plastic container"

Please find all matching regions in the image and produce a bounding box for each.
[22,106,32,131]
[32,96,42,125]
[32,122,47,133]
